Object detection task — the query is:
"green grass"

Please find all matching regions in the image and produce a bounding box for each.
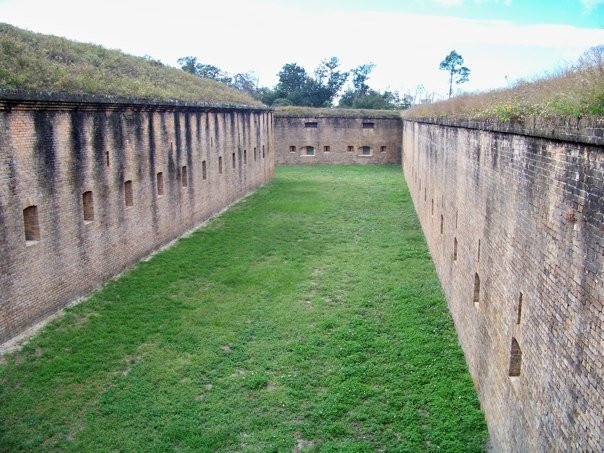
[275,106,401,118]
[0,166,487,451]
[0,23,261,106]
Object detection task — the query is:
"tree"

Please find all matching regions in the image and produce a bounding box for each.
[177,56,232,84]
[262,58,349,107]
[350,63,375,96]
[337,63,409,110]
[439,50,470,98]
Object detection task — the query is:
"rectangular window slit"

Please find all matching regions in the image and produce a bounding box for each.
[473,273,480,308]
[453,237,458,261]
[509,338,522,377]
[202,161,207,180]
[219,157,223,174]
[157,172,164,196]
[324,145,330,152]
[181,166,188,187]
[290,145,296,153]
[232,152,236,168]
[304,122,318,128]
[124,180,133,207]
[23,205,40,244]
[82,191,94,222]
[362,122,375,129]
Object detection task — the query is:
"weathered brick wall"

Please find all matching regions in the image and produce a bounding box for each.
[402,118,603,451]
[274,116,401,165]
[0,92,274,344]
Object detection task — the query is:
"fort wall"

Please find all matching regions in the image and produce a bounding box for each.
[274,115,401,165]
[401,117,603,451]
[0,91,274,344]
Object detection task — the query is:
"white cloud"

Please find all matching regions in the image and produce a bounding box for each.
[0,0,601,99]
[429,0,512,6]
[429,0,464,6]
[580,0,604,10]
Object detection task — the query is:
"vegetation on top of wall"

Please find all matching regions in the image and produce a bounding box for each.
[275,106,401,118]
[403,46,604,122]
[0,23,262,106]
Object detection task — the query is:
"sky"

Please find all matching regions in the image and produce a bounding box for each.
[0,0,602,100]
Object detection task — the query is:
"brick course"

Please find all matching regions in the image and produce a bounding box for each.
[402,118,603,451]
[0,92,274,344]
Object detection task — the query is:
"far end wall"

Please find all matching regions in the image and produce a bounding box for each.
[274,115,401,165]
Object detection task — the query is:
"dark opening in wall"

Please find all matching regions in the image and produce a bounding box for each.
[477,239,481,262]
[361,146,371,156]
[431,199,434,215]
[124,180,133,207]
[440,214,444,234]
[362,122,375,129]
[453,237,458,261]
[181,166,188,187]
[202,161,207,180]
[157,172,164,196]
[424,187,427,201]
[290,145,296,153]
[244,150,247,164]
[254,147,257,161]
[324,145,330,152]
[82,191,94,222]
[305,146,315,156]
[473,273,480,307]
[517,292,523,324]
[455,210,458,229]
[304,122,318,128]
[509,337,522,377]
[380,146,386,153]
[23,205,40,244]
[232,152,236,169]
[219,157,223,174]
[262,145,265,158]
[106,150,110,167]
[347,146,354,152]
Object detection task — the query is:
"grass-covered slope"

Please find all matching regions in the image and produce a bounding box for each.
[405,46,604,121]
[275,105,401,118]
[0,23,261,106]
[0,166,486,451]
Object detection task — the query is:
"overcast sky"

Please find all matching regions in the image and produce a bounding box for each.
[1,0,603,99]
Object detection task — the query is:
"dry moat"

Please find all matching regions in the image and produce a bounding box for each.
[0,166,487,451]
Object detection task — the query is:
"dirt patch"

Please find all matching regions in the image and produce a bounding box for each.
[293,438,314,452]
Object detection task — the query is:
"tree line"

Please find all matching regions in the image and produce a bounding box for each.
[178,51,470,109]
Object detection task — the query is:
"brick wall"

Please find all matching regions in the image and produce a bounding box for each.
[274,116,401,165]
[0,92,274,344]
[402,118,603,451]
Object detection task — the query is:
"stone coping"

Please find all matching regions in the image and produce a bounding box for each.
[0,89,272,112]
[402,116,604,147]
